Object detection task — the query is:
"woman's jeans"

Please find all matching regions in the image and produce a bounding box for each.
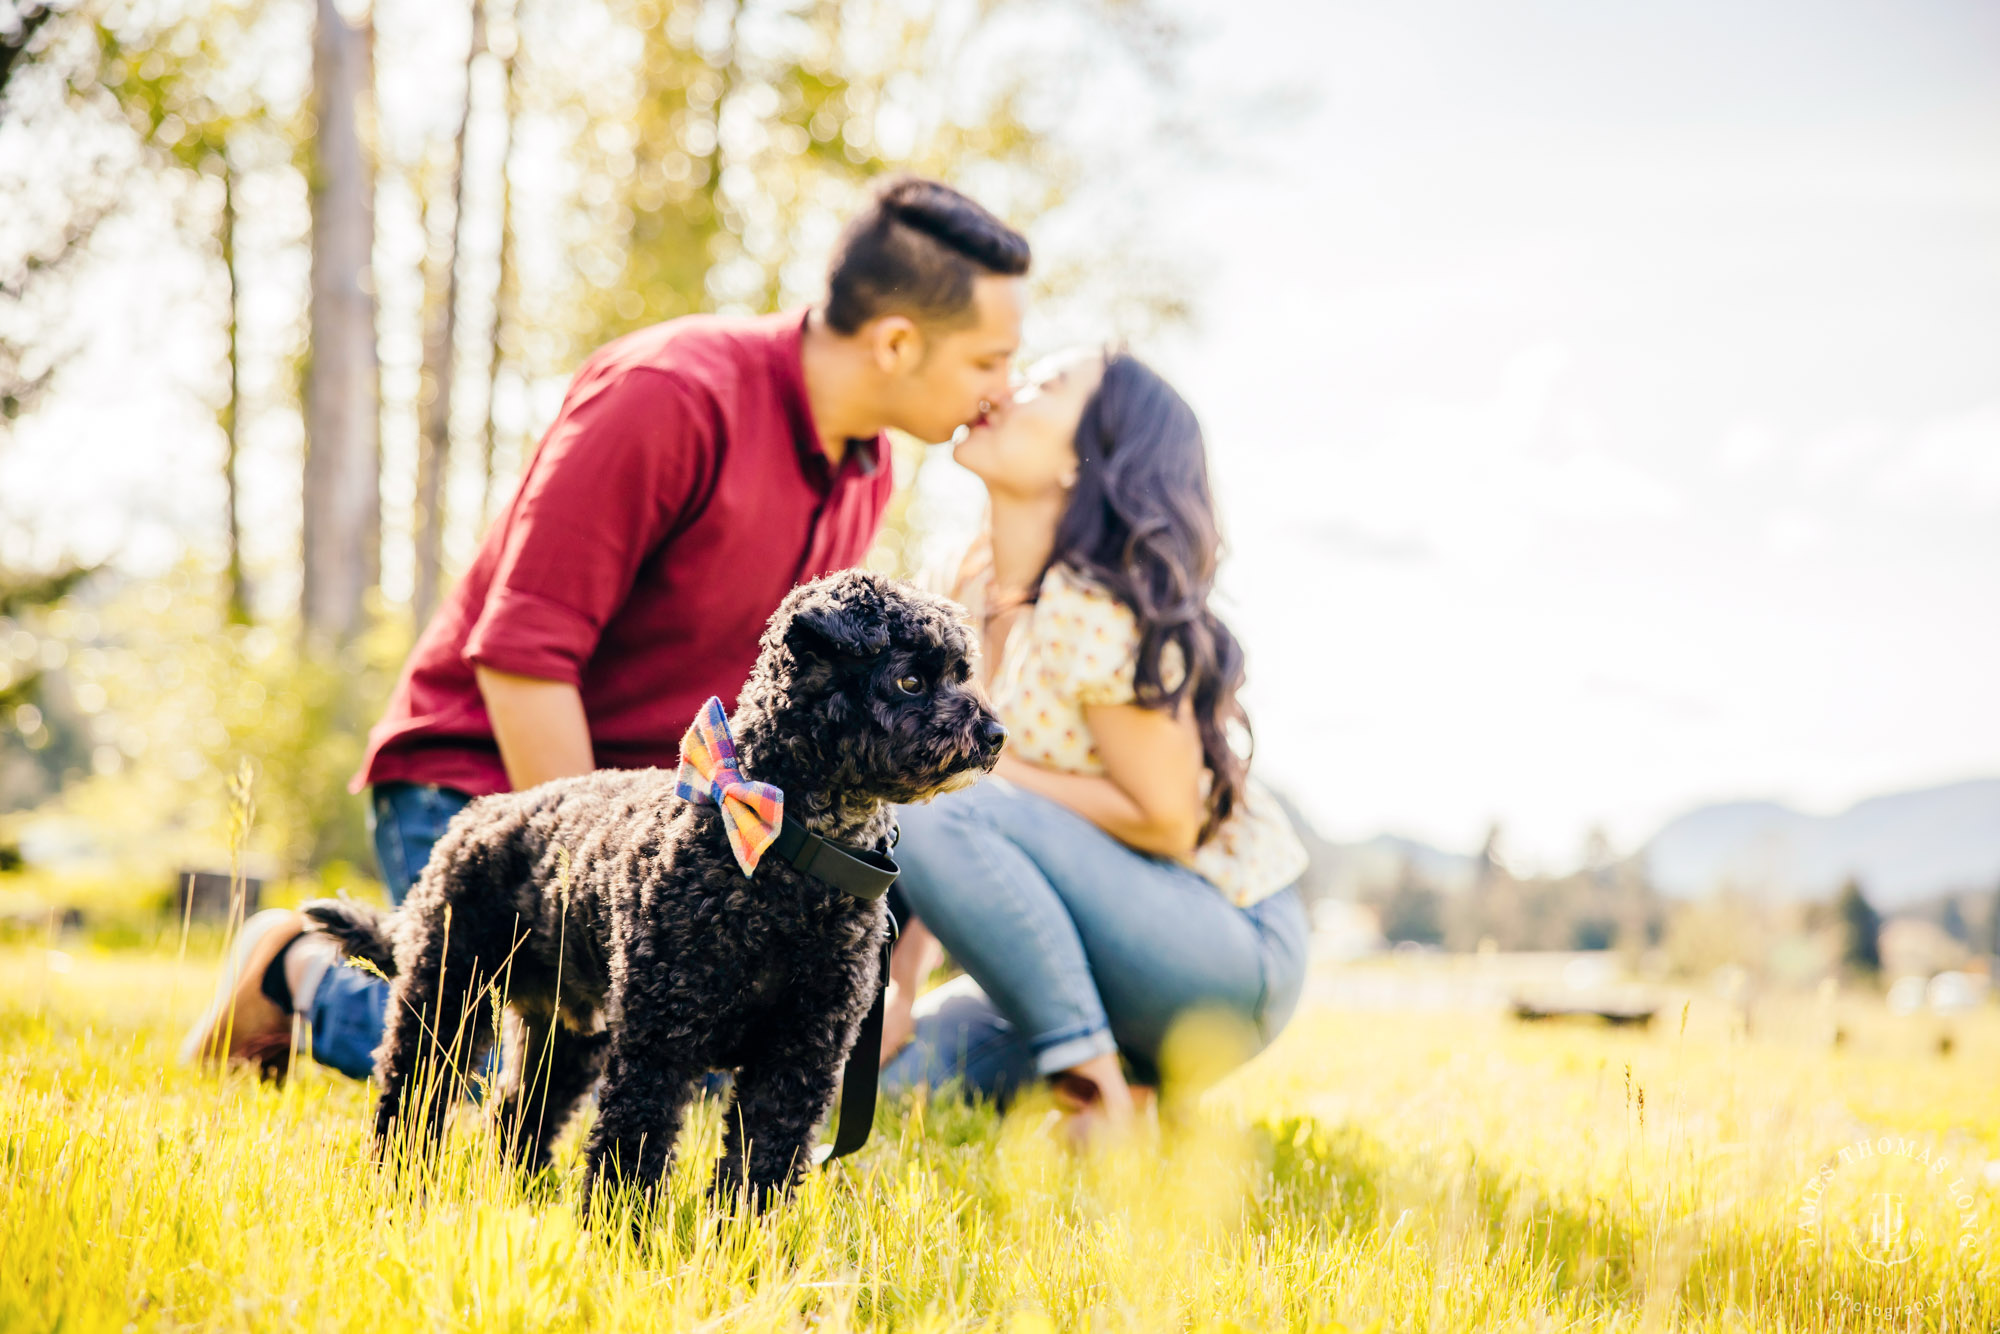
[306,781,473,1079]
[880,777,1310,1105]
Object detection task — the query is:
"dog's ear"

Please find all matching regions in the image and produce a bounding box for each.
[785,586,891,663]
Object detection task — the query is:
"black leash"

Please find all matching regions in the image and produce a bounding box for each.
[759,814,900,1164]
[813,923,896,1164]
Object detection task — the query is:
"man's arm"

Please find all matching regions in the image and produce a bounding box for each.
[474,665,596,791]
[460,368,707,790]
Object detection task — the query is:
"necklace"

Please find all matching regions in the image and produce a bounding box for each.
[976,581,1033,685]
[980,583,1032,631]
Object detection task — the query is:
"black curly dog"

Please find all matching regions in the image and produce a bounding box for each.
[303,570,1003,1206]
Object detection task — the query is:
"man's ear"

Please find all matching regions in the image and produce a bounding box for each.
[868,315,923,374]
[785,596,891,663]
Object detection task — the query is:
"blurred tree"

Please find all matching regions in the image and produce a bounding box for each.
[0,562,99,810]
[1579,824,1615,884]
[301,0,378,650]
[91,0,280,624]
[1473,822,1504,891]
[1988,877,2000,957]
[474,3,515,534]
[0,1,122,432]
[1407,843,1667,954]
[559,0,1188,363]
[1835,877,1881,978]
[1377,859,1443,946]
[0,3,59,98]
[0,190,110,430]
[410,0,482,630]
[4,0,277,734]
[1612,858,1663,951]
[1937,895,1968,945]
[0,564,94,616]
[26,558,404,875]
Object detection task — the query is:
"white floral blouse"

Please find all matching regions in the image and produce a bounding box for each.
[948,547,1308,908]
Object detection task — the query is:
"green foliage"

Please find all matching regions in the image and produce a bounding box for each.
[1937,895,1968,945]
[559,0,1186,360]
[8,555,407,883]
[63,0,299,238]
[0,564,100,811]
[1375,874,1443,946]
[1366,858,1663,953]
[1837,877,1883,978]
[0,560,96,616]
[91,0,253,174]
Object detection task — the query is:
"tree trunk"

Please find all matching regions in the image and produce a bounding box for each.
[412,0,483,630]
[478,10,515,535]
[302,0,379,649]
[220,155,250,624]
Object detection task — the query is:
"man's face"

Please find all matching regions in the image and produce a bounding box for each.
[880,275,1025,444]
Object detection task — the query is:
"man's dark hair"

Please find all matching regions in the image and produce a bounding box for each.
[823,176,1030,334]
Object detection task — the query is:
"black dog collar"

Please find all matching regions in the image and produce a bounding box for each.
[767,816,898,901]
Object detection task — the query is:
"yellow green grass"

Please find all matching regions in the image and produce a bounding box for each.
[3,945,1995,1331]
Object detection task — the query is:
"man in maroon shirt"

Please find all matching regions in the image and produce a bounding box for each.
[185,177,1030,1079]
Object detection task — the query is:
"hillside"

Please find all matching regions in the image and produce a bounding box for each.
[1641,778,2000,907]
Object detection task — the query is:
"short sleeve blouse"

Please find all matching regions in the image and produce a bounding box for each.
[965,555,1308,908]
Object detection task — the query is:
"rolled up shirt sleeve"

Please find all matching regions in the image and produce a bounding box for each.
[464,367,703,685]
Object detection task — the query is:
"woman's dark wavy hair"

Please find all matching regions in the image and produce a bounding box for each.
[1036,352,1249,845]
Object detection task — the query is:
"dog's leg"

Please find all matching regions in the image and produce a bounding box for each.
[580,989,709,1210]
[491,1005,608,1173]
[713,954,877,1210]
[373,916,502,1161]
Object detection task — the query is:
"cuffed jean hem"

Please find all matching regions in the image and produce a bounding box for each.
[1032,1025,1118,1077]
[308,958,390,1080]
[880,975,1038,1106]
[887,781,1313,1106]
[301,781,475,1082]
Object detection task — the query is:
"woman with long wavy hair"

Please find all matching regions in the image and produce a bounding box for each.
[879,349,1311,1135]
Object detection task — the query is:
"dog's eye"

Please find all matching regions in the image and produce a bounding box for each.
[894,674,924,696]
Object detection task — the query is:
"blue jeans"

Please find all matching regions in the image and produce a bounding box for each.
[880,778,1309,1106]
[307,781,474,1079]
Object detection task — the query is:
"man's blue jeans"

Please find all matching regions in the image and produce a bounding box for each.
[306,781,473,1079]
[880,778,1310,1106]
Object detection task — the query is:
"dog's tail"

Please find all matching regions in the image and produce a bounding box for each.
[301,897,400,978]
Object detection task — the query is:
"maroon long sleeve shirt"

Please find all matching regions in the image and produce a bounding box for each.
[349,308,894,798]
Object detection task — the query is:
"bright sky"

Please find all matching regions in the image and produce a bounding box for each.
[6,0,1997,869]
[1143,0,2000,864]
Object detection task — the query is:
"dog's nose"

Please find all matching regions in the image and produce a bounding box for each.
[979,718,1008,754]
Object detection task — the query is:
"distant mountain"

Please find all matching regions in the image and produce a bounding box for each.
[1641,778,2000,907]
[1268,790,1481,899]
[1357,833,1481,893]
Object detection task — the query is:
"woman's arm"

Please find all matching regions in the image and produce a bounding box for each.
[995,699,1206,857]
[879,916,942,1067]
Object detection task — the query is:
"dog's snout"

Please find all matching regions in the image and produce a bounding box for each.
[978,717,1008,754]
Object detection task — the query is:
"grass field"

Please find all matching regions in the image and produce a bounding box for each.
[3,942,1996,1332]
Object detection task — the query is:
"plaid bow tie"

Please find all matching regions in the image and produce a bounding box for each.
[676,696,784,877]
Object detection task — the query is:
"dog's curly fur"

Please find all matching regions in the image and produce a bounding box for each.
[304,570,1001,1206]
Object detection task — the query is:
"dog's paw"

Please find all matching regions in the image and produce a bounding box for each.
[579,1165,657,1240]
[707,1160,790,1217]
